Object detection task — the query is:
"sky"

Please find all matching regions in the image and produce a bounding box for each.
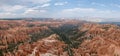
[0,0,120,22]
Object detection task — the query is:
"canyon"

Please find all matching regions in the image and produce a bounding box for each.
[0,19,120,56]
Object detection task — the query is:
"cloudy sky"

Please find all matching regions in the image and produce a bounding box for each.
[0,0,120,21]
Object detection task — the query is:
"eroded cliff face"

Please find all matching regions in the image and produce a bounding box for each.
[0,20,120,56]
[73,23,120,56]
[3,34,68,56]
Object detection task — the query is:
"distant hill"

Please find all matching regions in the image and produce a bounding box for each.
[99,22,120,26]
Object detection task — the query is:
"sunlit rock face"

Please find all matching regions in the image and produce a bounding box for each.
[5,34,67,56]
[73,23,120,56]
[0,19,120,56]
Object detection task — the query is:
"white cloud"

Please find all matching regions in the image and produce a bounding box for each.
[91,2,106,7]
[111,4,120,8]
[23,0,51,4]
[21,9,47,17]
[24,9,46,15]
[62,8,96,13]
[52,7,120,21]
[24,9,39,14]
[54,2,68,6]
[41,3,50,7]
[0,9,48,18]
[58,8,96,17]
[0,12,18,18]
[22,9,48,17]
[0,2,50,18]
[1,5,26,12]
[0,0,51,6]
[60,8,114,17]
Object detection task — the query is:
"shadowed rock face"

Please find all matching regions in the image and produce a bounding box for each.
[0,20,120,56]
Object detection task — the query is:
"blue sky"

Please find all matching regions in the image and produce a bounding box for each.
[0,0,120,22]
